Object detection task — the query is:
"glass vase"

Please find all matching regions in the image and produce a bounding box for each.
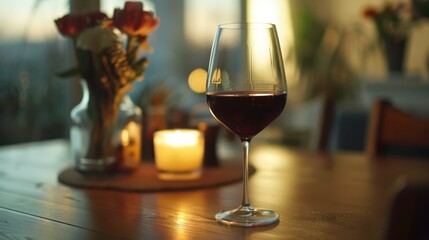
[70,81,142,174]
[384,37,407,73]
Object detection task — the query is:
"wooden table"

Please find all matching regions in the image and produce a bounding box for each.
[0,139,428,240]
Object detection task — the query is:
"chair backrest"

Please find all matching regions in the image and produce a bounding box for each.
[366,100,429,158]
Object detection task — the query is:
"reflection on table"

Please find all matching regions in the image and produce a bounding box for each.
[0,139,428,239]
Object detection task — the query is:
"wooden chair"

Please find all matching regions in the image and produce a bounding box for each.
[385,180,429,240]
[282,94,335,151]
[366,100,429,158]
[316,95,335,151]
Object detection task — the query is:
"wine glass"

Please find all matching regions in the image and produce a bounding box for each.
[206,23,287,226]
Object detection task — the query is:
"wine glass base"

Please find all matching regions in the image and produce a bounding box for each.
[215,206,279,227]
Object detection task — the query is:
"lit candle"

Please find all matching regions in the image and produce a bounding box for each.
[154,129,204,180]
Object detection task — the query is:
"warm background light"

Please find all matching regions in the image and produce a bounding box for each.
[0,1,67,42]
[247,0,297,87]
[188,68,207,93]
[184,0,239,48]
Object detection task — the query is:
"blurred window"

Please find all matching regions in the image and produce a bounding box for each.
[0,0,72,145]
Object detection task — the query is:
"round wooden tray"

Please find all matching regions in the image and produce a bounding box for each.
[58,162,255,192]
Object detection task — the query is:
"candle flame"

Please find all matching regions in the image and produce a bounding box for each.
[163,130,200,146]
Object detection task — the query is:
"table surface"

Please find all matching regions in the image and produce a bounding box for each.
[1,139,428,240]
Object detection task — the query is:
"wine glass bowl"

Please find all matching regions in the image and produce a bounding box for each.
[206,23,287,226]
[206,90,286,141]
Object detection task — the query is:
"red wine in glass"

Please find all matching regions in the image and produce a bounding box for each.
[207,91,287,140]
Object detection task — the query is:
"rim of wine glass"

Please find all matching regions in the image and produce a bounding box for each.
[218,22,276,30]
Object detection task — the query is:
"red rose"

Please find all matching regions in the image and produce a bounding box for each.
[113,1,159,36]
[363,6,379,19]
[55,12,108,37]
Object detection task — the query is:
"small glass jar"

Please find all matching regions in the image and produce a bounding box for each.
[70,81,142,174]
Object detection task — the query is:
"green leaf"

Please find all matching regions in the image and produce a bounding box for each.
[132,57,148,76]
[55,67,80,78]
[126,45,139,63]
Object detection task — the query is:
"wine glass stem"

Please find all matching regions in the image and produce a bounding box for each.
[241,139,252,208]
